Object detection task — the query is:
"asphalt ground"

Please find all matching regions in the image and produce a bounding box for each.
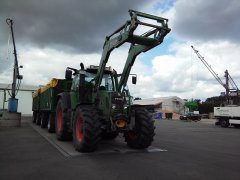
[0,118,240,180]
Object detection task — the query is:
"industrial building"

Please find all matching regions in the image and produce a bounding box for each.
[133,96,187,119]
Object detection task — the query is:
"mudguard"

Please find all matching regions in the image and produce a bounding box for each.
[57,92,71,109]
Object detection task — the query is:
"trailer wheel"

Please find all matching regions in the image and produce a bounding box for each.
[124,108,155,149]
[36,113,41,125]
[56,99,71,141]
[41,113,49,128]
[48,113,55,133]
[32,111,37,123]
[220,119,230,128]
[73,106,101,152]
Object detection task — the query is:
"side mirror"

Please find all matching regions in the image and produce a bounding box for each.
[65,69,72,80]
[132,76,137,84]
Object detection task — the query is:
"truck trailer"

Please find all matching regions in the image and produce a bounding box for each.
[214,106,240,128]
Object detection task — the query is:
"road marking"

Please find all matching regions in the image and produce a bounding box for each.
[30,122,71,157]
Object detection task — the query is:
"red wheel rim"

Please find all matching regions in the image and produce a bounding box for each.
[76,117,83,142]
[57,108,62,133]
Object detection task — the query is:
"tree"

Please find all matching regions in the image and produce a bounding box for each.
[205,96,225,106]
[198,96,225,114]
[198,102,214,114]
[184,100,198,112]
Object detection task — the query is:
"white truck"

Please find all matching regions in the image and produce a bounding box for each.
[214,106,240,128]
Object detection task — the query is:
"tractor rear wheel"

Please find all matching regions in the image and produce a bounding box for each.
[56,99,71,141]
[124,108,155,149]
[73,106,101,152]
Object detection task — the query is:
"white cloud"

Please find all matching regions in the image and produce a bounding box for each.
[128,40,240,100]
[125,0,240,101]
[171,0,240,43]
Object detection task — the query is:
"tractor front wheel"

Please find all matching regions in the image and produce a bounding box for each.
[124,108,155,149]
[73,106,101,152]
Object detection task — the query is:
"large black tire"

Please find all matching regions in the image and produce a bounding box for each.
[73,106,101,152]
[101,131,119,140]
[124,108,155,149]
[41,113,49,128]
[220,119,230,128]
[36,113,41,125]
[55,99,71,141]
[48,113,55,133]
[233,124,240,128]
[32,111,37,123]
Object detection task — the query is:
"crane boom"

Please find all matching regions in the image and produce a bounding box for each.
[191,45,239,97]
[191,45,226,88]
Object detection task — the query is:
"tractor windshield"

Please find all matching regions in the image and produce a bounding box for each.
[85,72,115,91]
[100,74,115,91]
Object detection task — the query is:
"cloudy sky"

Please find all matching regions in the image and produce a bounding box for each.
[1,0,240,101]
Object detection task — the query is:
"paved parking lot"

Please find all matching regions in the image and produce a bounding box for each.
[0,118,239,180]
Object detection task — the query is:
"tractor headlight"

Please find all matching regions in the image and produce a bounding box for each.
[112,104,116,109]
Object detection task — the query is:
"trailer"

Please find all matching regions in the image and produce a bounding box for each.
[214,106,240,128]
[32,78,72,132]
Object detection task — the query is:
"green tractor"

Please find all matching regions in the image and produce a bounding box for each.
[55,10,171,152]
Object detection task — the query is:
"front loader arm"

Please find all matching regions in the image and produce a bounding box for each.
[118,25,170,92]
[95,32,130,89]
[94,9,171,92]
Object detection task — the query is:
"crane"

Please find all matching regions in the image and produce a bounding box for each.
[6,18,23,112]
[191,45,239,103]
